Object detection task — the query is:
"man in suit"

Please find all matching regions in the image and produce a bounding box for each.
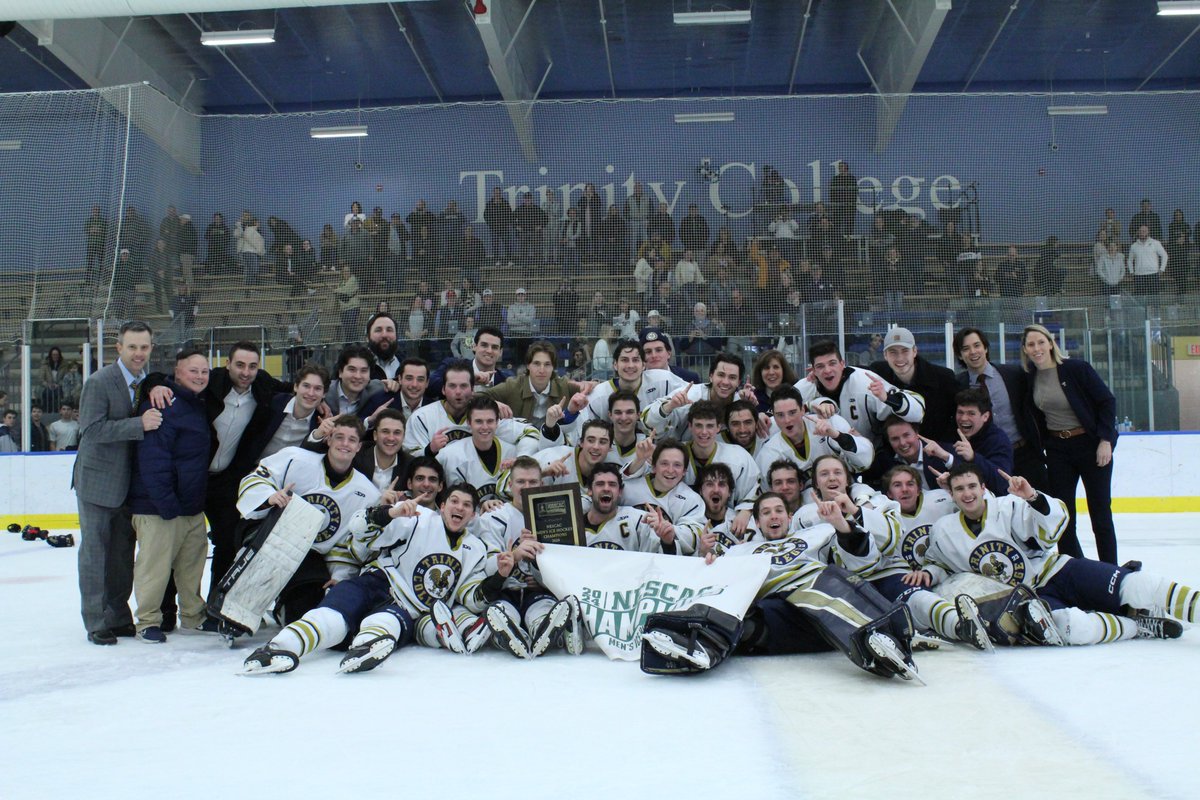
[484,340,582,427]
[426,326,512,400]
[864,417,948,490]
[255,363,328,459]
[75,320,162,645]
[869,327,959,442]
[364,312,401,381]
[324,345,384,417]
[953,327,1048,490]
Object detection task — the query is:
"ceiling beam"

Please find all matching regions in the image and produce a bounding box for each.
[857,0,951,152]
[471,0,546,162]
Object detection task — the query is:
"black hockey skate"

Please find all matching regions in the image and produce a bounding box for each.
[955,594,995,653]
[486,603,533,660]
[240,646,298,675]
[337,634,397,674]
[1133,613,1184,640]
[531,598,573,657]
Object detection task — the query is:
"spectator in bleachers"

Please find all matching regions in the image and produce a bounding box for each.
[415,279,436,312]
[476,288,503,330]
[27,404,49,452]
[577,183,604,260]
[592,325,615,378]
[652,282,685,335]
[1127,224,1168,295]
[679,204,710,255]
[411,225,436,277]
[406,295,429,354]
[867,214,895,273]
[367,207,389,276]
[149,239,172,313]
[319,223,339,271]
[279,244,310,297]
[451,316,476,360]
[61,354,83,405]
[879,245,904,310]
[439,200,464,261]
[335,261,361,343]
[507,288,538,363]
[682,302,723,362]
[121,206,151,267]
[858,333,884,366]
[541,193,563,267]
[235,215,265,286]
[49,400,80,451]
[759,166,786,231]
[387,213,410,277]
[0,410,17,452]
[552,278,579,336]
[808,210,838,260]
[722,289,756,364]
[169,283,198,347]
[456,226,487,288]
[709,226,740,261]
[85,205,108,283]
[768,208,800,266]
[707,261,737,314]
[830,160,858,238]
[341,218,370,278]
[568,345,591,382]
[647,202,675,248]
[434,289,464,351]
[267,215,303,263]
[954,231,983,295]
[898,213,930,279]
[159,206,182,267]
[459,278,482,319]
[750,349,797,413]
[613,298,640,341]
[1128,198,1162,241]
[1095,237,1126,290]
[1092,229,1109,270]
[177,214,197,286]
[404,202,433,251]
[672,248,706,305]
[343,200,366,231]
[561,207,583,276]
[633,253,656,308]
[1166,208,1191,293]
[995,245,1028,297]
[40,346,66,413]
[514,192,548,268]
[1100,207,1121,244]
[587,290,610,337]
[567,318,593,371]
[484,187,515,267]
[639,230,672,267]
[935,219,963,291]
[598,205,628,270]
[625,182,652,260]
[1033,235,1063,295]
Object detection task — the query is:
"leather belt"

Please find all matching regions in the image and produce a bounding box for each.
[1049,427,1086,439]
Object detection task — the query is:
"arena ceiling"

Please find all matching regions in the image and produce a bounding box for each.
[1,0,1198,114]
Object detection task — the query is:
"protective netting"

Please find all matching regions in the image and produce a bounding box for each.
[2,84,1199,431]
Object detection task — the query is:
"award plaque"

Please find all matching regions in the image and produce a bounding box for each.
[524,483,588,547]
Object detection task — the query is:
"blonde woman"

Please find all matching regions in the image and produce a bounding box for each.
[1021,323,1119,565]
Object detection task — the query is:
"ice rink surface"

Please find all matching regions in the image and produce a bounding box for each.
[1,513,1196,800]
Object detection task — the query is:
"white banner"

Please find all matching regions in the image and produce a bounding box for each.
[537,545,771,661]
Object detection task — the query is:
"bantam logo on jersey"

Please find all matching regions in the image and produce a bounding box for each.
[752,538,809,566]
[969,541,1026,586]
[413,553,462,607]
[710,529,741,556]
[302,493,342,543]
[900,525,932,569]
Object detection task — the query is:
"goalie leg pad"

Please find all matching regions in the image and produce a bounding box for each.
[639,604,743,676]
[784,565,906,661]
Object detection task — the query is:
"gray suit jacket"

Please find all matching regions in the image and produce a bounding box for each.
[73,362,145,507]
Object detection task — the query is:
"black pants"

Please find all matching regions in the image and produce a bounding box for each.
[1045,433,1117,565]
[204,471,242,602]
[1013,441,1050,493]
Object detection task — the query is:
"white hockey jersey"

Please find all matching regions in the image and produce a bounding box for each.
[619,474,707,555]
[683,441,761,512]
[237,447,381,580]
[923,493,1070,589]
[404,400,542,456]
[476,502,539,591]
[795,367,925,436]
[642,382,712,440]
[583,506,666,553]
[711,535,826,598]
[350,505,495,616]
[754,414,874,487]
[895,489,956,570]
[436,436,514,501]
[563,368,686,440]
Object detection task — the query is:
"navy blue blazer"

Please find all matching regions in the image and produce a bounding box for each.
[1024,358,1118,447]
[127,381,210,519]
[957,362,1041,450]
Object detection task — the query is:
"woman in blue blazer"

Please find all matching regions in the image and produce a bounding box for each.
[1021,323,1119,564]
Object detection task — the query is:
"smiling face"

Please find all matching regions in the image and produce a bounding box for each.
[652,447,686,492]
[1022,330,1055,370]
[440,489,476,534]
[812,457,849,500]
[174,355,210,394]
[887,421,921,462]
[115,330,153,375]
[615,347,644,385]
[755,497,790,541]
[609,399,639,440]
[227,347,260,392]
[294,373,326,415]
[688,416,719,452]
[326,424,363,474]
[400,363,429,405]
[408,466,443,506]
[956,404,990,438]
[884,344,916,383]
[339,357,371,396]
[886,470,922,515]
[473,333,502,370]
[949,472,986,519]
[811,351,844,391]
[726,407,757,448]
[368,317,398,358]
[469,408,498,448]
[769,467,802,509]
[509,465,543,512]
[958,332,989,373]
[589,472,622,516]
[709,361,741,401]
[642,340,670,370]
[374,417,405,458]
[760,357,784,391]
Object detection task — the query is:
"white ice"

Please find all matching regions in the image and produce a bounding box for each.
[1,514,1197,800]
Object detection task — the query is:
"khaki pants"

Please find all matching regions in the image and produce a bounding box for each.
[132,513,209,631]
[178,253,195,286]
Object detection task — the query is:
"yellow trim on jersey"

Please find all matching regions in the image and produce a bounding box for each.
[785,587,873,627]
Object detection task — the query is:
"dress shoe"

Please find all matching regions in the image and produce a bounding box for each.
[112,623,137,637]
[88,630,118,646]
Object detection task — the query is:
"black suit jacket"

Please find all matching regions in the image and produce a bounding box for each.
[956,362,1041,450]
[243,392,321,457]
[869,356,959,442]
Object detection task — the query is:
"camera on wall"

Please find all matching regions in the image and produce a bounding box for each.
[1048,142,1058,152]
[354,161,364,170]
[697,157,718,184]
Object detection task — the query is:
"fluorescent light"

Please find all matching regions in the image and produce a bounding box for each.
[1158,2,1200,15]
[201,28,276,46]
[0,140,20,150]
[1046,105,1108,116]
[310,125,369,139]
[673,10,751,25]
[674,112,735,124]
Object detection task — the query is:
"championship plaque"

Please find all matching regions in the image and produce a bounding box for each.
[524,483,587,547]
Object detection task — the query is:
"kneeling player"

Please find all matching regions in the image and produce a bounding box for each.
[642,493,922,683]
[241,484,510,674]
[911,463,1196,645]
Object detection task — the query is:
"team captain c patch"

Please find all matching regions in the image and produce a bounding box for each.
[413,553,462,608]
[302,493,342,543]
[969,540,1026,586]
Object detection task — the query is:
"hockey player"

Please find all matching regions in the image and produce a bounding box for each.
[534,419,624,487]
[797,339,924,444]
[559,340,685,438]
[402,456,445,510]
[798,455,990,651]
[583,463,678,552]
[476,456,585,659]
[755,386,874,487]
[217,415,380,627]
[436,395,515,511]
[242,484,509,674]
[695,463,754,553]
[404,360,541,457]
[908,462,1196,645]
[881,465,955,570]
[766,460,805,516]
[642,353,753,439]
[722,399,767,458]
[606,390,648,467]
[617,439,707,555]
[641,492,921,682]
[678,402,760,537]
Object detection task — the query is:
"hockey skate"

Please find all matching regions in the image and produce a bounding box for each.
[462,615,493,654]
[240,646,299,675]
[642,630,711,669]
[866,632,925,685]
[1020,598,1065,646]
[954,594,995,653]
[337,634,397,674]
[563,595,585,656]
[431,600,467,655]
[1133,613,1183,640]
[486,604,533,660]
[531,598,572,657]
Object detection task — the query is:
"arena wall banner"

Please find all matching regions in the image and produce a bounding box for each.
[537,544,770,661]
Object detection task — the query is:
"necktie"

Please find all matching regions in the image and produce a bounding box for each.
[976,373,989,396]
[130,380,141,409]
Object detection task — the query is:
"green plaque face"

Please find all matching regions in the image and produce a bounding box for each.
[523,483,587,547]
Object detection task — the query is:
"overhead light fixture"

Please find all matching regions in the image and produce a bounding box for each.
[0,140,21,150]
[674,112,735,123]
[201,28,276,46]
[310,125,369,139]
[673,10,751,25]
[1046,105,1108,116]
[1157,1,1200,15]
